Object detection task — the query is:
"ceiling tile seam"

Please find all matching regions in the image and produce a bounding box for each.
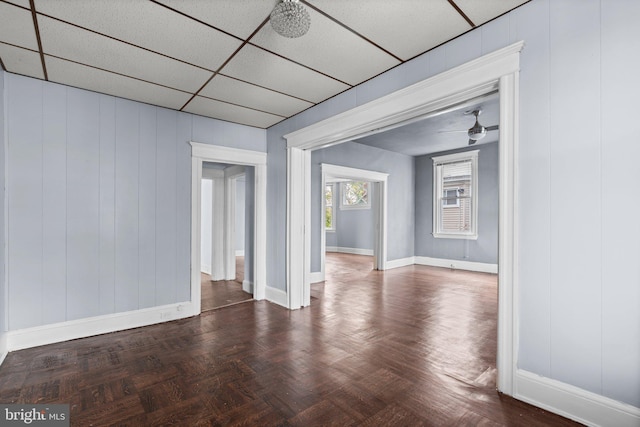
[247,42,353,87]
[42,52,194,96]
[217,73,315,105]
[447,0,476,27]
[195,94,287,119]
[300,0,403,63]
[33,11,222,74]
[29,0,48,80]
[180,16,272,112]
[149,0,244,44]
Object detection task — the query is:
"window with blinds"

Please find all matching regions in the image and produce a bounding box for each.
[432,150,478,239]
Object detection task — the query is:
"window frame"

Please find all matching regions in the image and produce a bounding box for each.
[340,181,370,210]
[432,150,479,240]
[324,182,336,232]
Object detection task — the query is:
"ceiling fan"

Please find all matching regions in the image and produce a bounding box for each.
[441,109,499,145]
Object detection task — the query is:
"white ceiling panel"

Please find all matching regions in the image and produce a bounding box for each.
[3,0,30,8]
[455,0,530,26]
[307,0,471,61]
[183,96,284,129]
[45,56,191,110]
[0,2,39,50]
[33,0,242,71]
[200,74,313,117]
[0,43,44,79]
[38,16,212,93]
[222,44,349,104]
[251,7,400,86]
[154,0,274,40]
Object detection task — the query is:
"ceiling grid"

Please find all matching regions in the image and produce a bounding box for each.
[0,0,529,129]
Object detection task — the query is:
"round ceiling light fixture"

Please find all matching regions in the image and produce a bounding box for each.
[270,0,311,38]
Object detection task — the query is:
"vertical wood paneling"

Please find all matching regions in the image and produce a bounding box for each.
[514,0,552,377]
[138,105,157,309]
[155,108,177,305]
[480,14,510,55]
[444,30,481,70]
[99,95,116,315]
[7,76,43,329]
[66,88,101,321]
[41,83,67,324]
[548,0,602,394]
[175,112,192,303]
[600,0,640,407]
[114,99,139,312]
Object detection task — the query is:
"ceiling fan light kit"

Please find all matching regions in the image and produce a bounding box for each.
[270,0,311,38]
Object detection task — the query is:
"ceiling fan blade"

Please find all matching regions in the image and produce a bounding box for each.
[468,138,476,145]
[438,130,468,133]
[485,125,499,131]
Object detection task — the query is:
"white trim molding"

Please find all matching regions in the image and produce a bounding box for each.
[516,370,640,427]
[385,257,416,270]
[283,42,524,397]
[242,280,253,294]
[415,256,498,274]
[6,302,196,352]
[0,332,7,367]
[265,286,288,309]
[326,246,374,256]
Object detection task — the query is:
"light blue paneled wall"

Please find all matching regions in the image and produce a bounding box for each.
[415,143,498,264]
[267,0,640,408]
[310,142,414,272]
[331,197,374,251]
[5,73,265,330]
[0,71,6,339]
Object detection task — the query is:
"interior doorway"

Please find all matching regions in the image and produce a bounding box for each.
[200,164,252,311]
[283,42,522,395]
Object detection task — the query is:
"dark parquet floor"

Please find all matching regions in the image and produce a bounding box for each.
[201,256,251,312]
[0,253,581,426]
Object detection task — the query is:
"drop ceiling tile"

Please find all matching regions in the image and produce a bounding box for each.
[200,75,313,117]
[183,96,284,129]
[0,2,38,50]
[222,44,350,104]
[455,0,529,26]
[0,43,44,79]
[307,0,471,61]
[251,7,400,86]
[154,0,274,40]
[45,55,191,110]
[37,16,212,93]
[3,0,30,8]
[33,0,242,71]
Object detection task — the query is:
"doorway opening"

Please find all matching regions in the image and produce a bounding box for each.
[189,142,267,315]
[283,42,522,395]
[200,163,253,311]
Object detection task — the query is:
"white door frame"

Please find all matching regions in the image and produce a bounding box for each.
[319,164,389,282]
[283,42,523,395]
[190,142,267,314]
[224,166,245,281]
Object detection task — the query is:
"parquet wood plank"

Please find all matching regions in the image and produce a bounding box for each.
[0,253,582,426]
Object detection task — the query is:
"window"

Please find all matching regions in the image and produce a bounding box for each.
[341,181,370,209]
[325,183,335,231]
[432,150,478,239]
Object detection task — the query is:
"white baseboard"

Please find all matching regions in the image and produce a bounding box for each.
[201,264,211,275]
[326,246,374,256]
[0,331,7,368]
[385,256,416,270]
[415,256,498,274]
[309,271,324,283]
[235,250,244,257]
[265,286,288,309]
[7,302,196,352]
[515,370,640,427]
[242,279,253,294]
